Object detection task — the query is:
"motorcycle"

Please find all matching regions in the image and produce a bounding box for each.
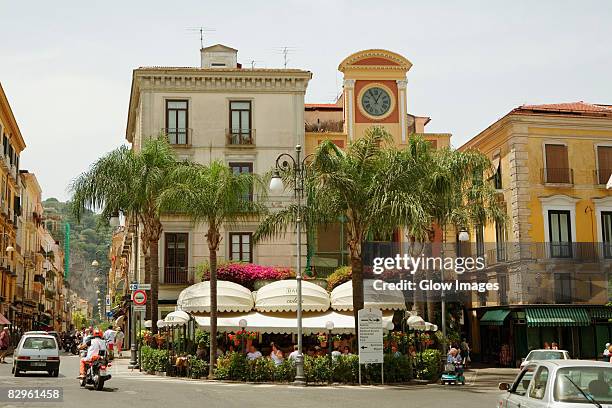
[63,335,79,355]
[79,350,112,391]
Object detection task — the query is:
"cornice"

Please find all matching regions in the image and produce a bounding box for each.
[338,49,413,72]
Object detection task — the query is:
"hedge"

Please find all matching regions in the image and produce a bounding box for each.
[140,346,169,373]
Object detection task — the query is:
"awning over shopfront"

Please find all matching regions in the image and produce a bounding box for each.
[480,309,510,326]
[0,313,10,325]
[161,310,190,327]
[194,310,394,335]
[526,307,590,327]
[589,307,612,320]
[330,280,406,311]
[177,280,254,313]
[254,280,330,312]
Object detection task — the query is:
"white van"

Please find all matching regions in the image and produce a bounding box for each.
[12,334,60,377]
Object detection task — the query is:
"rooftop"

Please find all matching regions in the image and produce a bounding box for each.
[511,101,612,117]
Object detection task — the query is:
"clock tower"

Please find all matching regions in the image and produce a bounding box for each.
[338,49,412,145]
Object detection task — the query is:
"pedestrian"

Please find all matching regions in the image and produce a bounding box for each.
[103,325,116,359]
[115,327,124,357]
[460,338,471,368]
[0,327,10,363]
[603,343,610,361]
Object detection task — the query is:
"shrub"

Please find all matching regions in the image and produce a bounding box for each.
[195,329,210,348]
[188,356,209,378]
[199,262,295,290]
[415,349,442,381]
[140,345,169,373]
[332,355,358,383]
[248,357,275,382]
[327,266,352,291]
[273,359,295,382]
[214,352,249,381]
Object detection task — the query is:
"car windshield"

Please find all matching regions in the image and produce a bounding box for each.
[527,351,564,361]
[22,337,56,350]
[555,366,612,404]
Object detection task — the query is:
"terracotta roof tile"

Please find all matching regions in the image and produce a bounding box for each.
[512,101,612,116]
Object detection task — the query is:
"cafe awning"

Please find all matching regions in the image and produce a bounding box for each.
[194,310,393,335]
[589,307,612,320]
[254,280,330,312]
[177,280,254,313]
[161,310,190,327]
[480,309,510,326]
[526,307,590,327]
[330,280,406,311]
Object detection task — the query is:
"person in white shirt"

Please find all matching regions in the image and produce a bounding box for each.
[269,342,284,366]
[103,325,117,358]
[246,345,262,360]
[79,329,107,378]
[288,345,299,361]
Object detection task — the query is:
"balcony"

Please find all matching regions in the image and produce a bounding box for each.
[594,168,612,186]
[226,129,255,147]
[161,128,192,147]
[34,274,45,285]
[541,167,573,184]
[163,266,193,285]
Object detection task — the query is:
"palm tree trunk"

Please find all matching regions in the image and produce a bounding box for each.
[350,253,364,347]
[144,252,151,321]
[150,239,160,334]
[207,227,220,379]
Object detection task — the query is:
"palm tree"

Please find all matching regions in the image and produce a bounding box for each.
[158,160,266,377]
[71,135,178,334]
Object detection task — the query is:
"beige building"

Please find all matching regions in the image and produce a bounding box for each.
[125,44,312,318]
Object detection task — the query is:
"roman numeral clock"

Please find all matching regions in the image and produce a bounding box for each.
[359,85,394,119]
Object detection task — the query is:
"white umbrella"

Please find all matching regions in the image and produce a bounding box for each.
[177,280,254,313]
[254,280,330,312]
[330,280,406,311]
[162,310,190,327]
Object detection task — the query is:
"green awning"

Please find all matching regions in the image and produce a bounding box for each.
[480,309,510,326]
[526,307,590,327]
[589,307,612,320]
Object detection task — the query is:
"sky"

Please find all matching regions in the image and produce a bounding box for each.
[1,0,611,201]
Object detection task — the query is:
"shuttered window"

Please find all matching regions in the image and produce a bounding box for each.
[544,144,570,183]
[597,146,612,184]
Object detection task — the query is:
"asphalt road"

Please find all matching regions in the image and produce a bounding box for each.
[0,352,515,408]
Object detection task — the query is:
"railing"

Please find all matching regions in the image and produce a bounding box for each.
[541,167,573,184]
[161,128,192,146]
[225,129,255,146]
[163,266,194,285]
[594,168,612,185]
[483,242,612,265]
[305,121,344,132]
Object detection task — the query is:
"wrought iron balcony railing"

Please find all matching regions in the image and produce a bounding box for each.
[163,266,194,285]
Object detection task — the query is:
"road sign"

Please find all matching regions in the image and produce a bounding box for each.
[129,283,151,291]
[133,305,146,312]
[132,290,147,306]
[106,311,113,317]
[105,295,111,306]
[358,308,384,364]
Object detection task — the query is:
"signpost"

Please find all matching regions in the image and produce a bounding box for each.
[129,283,151,291]
[132,290,147,306]
[357,308,384,385]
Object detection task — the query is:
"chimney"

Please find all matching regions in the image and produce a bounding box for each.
[200,44,238,68]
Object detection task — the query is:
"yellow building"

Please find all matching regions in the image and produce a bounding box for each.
[460,101,612,364]
[304,49,451,275]
[0,82,25,325]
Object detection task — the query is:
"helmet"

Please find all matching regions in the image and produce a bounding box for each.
[93,329,103,338]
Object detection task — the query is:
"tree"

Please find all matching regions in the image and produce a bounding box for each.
[158,160,265,377]
[70,135,178,333]
[72,311,87,329]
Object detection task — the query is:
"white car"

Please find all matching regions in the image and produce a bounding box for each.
[499,360,612,408]
[520,349,570,368]
[12,334,60,377]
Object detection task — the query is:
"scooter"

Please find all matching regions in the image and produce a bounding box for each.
[79,350,112,391]
[441,362,465,385]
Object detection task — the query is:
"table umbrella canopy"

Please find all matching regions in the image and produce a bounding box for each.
[254,280,330,312]
[177,280,254,313]
[406,314,438,331]
[194,310,394,335]
[330,280,406,311]
[162,310,190,327]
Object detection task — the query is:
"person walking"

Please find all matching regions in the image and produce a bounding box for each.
[115,327,124,357]
[0,327,10,363]
[460,338,471,368]
[603,343,610,362]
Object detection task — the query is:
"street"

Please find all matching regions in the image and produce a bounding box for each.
[0,352,517,408]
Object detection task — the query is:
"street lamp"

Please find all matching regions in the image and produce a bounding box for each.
[269,144,311,385]
[325,320,334,384]
[109,213,120,228]
[239,318,247,354]
[458,229,470,242]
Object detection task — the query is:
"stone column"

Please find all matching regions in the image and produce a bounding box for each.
[343,79,356,141]
[396,80,408,143]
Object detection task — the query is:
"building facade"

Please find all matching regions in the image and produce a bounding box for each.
[125,44,312,319]
[459,102,612,364]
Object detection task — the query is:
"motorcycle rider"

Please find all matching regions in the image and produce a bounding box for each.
[78,329,107,379]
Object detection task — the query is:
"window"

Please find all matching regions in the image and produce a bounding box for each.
[229,162,253,201]
[165,100,188,145]
[164,233,188,284]
[512,365,535,396]
[229,101,252,144]
[597,146,612,185]
[528,366,549,399]
[544,144,570,183]
[602,211,612,258]
[548,210,572,258]
[475,225,484,257]
[555,272,572,303]
[229,233,252,263]
[495,222,506,262]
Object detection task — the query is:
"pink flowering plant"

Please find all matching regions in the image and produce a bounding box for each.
[199,262,295,289]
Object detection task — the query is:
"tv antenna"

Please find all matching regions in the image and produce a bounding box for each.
[274,46,297,68]
[186,27,216,49]
[243,59,264,69]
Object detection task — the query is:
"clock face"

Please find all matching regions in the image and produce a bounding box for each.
[361,86,392,117]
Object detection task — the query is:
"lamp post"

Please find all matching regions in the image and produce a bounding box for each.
[239,318,247,354]
[269,144,312,385]
[442,228,471,344]
[325,321,334,385]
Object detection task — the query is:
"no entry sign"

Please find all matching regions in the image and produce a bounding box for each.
[132,289,147,306]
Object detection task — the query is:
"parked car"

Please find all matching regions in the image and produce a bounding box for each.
[520,349,570,368]
[498,360,612,408]
[12,334,60,377]
[23,330,62,350]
